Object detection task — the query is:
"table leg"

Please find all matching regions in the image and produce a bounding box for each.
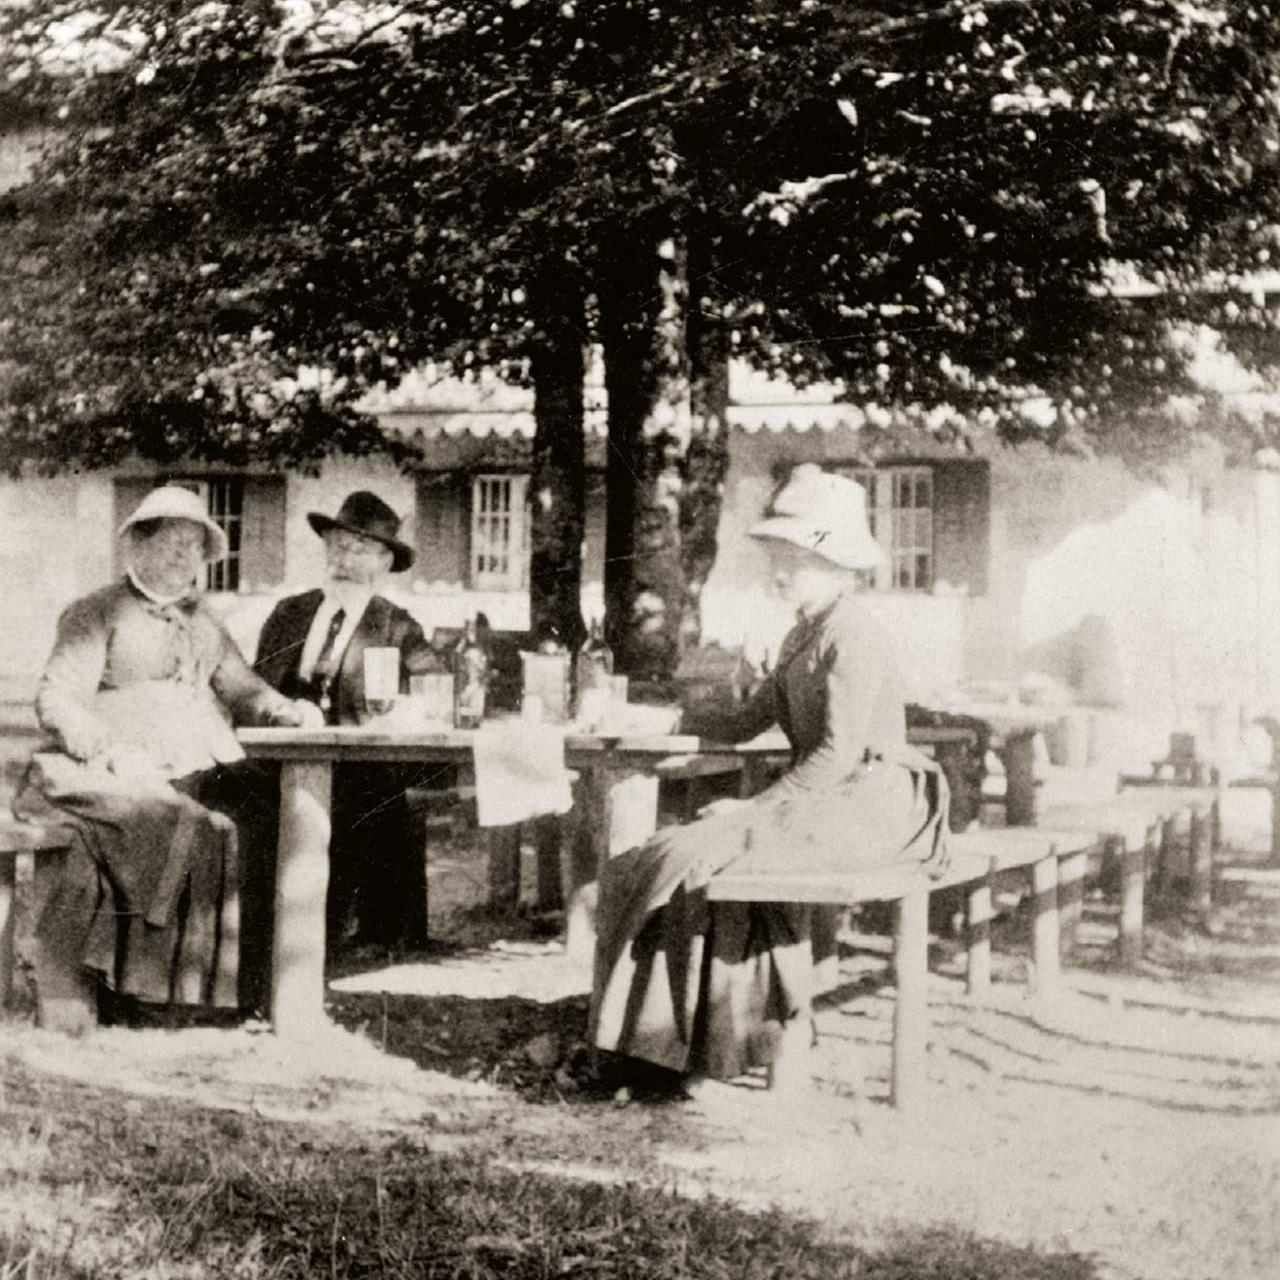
[534,813,564,912]
[272,760,332,1038]
[1002,730,1039,827]
[486,825,522,914]
[564,764,659,967]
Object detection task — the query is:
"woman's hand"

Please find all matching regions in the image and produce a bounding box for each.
[102,745,169,787]
[698,796,748,819]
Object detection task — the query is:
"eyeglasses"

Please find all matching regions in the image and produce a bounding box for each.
[325,532,389,559]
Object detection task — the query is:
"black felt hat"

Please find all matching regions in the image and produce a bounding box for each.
[307,490,414,573]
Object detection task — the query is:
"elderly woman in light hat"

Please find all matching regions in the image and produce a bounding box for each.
[590,464,949,1094]
[14,485,320,1025]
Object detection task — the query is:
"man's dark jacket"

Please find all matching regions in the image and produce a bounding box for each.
[251,590,443,957]
[254,589,441,724]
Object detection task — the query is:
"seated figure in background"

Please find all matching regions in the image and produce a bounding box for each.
[254,490,443,954]
[15,485,319,1024]
[590,465,950,1093]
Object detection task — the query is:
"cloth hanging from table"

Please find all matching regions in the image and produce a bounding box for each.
[472,720,575,827]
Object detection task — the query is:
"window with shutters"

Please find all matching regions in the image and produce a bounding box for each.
[845,466,935,593]
[114,474,286,593]
[469,473,530,591]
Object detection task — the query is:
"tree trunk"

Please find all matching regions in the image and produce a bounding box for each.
[599,234,691,688]
[528,279,588,653]
[679,232,732,651]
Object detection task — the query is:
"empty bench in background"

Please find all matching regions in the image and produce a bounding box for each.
[706,824,1094,1111]
[1040,784,1219,964]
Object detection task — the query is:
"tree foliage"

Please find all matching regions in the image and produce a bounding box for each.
[3,0,1280,476]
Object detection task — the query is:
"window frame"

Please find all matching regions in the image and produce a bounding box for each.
[844,464,935,594]
[469,472,530,592]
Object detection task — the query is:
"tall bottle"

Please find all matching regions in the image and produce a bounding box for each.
[452,618,489,729]
[577,616,614,695]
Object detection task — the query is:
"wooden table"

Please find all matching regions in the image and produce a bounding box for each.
[237,723,977,1037]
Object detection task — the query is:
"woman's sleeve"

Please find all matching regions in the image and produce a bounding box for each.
[756,622,884,797]
[211,622,295,724]
[677,672,779,743]
[35,597,113,760]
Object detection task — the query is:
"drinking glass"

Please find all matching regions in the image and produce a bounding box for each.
[520,652,572,724]
[608,674,629,707]
[363,647,400,717]
[410,673,455,725]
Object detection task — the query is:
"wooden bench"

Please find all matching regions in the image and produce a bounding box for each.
[705,825,1095,1110]
[0,814,91,1030]
[1040,784,1219,962]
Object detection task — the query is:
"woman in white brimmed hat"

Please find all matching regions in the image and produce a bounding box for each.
[13,485,320,1028]
[591,465,950,1096]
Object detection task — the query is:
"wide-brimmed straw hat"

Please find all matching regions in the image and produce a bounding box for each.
[116,485,229,563]
[749,464,885,570]
[307,490,414,573]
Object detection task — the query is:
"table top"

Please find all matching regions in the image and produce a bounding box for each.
[236,721,976,764]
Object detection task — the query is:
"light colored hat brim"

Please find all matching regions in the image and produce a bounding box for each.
[117,490,229,563]
[749,515,885,571]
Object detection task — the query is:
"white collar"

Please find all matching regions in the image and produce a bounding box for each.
[322,582,375,616]
[127,568,199,608]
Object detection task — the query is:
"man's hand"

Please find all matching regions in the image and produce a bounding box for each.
[269,699,325,729]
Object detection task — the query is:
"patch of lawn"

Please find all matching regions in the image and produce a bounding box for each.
[1,1055,1100,1280]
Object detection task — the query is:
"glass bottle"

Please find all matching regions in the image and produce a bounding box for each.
[576,616,614,695]
[452,618,489,729]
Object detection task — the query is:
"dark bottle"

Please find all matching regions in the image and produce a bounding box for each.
[577,616,614,695]
[452,618,489,729]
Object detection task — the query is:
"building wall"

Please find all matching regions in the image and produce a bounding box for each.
[4,436,1278,773]
[965,442,1280,764]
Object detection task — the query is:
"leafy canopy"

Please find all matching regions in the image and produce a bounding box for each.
[3,0,1280,473]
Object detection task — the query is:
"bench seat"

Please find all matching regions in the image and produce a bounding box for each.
[0,814,85,1029]
[705,825,1095,1109]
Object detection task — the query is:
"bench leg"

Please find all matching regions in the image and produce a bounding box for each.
[1152,817,1175,900]
[965,869,993,997]
[0,850,14,1008]
[1189,808,1213,925]
[811,904,840,996]
[1058,850,1088,959]
[1030,853,1060,996]
[1119,837,1145,968]
[891,890,929,1110]
[33,848,97,1034]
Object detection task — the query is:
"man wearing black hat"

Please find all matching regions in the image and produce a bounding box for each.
[254,491,442,958]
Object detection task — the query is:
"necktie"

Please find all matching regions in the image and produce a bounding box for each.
[309,607,346,718]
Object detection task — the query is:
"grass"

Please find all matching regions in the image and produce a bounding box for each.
[0,1054,1103,1280]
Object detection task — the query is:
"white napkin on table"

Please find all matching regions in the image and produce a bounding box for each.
[472,720,575,828]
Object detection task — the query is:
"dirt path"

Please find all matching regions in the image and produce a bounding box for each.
[7,904,1280,1280]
